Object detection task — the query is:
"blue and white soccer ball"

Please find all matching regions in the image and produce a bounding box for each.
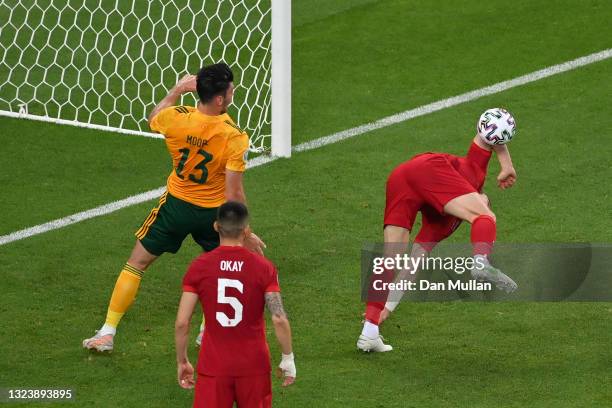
[477,108,516,145]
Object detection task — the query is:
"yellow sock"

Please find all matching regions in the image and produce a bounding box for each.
[104,263,144,328]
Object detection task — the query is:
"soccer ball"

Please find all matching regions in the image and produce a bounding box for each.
[477,108,516,145]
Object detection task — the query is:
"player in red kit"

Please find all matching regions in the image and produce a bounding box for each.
[358,110,518,352]
[175,201,296,407]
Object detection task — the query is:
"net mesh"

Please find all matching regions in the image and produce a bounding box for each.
[0,0,272,152]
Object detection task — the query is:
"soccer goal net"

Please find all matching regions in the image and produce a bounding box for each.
[0,0,291,156]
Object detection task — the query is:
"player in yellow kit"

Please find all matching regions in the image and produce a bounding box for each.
[83,63,265,352]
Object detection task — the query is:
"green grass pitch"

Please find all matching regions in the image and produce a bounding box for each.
[1,1,611,407]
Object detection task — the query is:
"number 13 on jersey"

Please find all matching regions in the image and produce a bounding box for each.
[176,148,214,184]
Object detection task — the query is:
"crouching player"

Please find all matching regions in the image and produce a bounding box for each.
[175,201,296,407]
[357,108,519,352]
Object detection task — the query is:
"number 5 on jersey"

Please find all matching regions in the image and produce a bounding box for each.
[216,278,243,327]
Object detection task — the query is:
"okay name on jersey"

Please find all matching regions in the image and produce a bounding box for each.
[220,260,244,272]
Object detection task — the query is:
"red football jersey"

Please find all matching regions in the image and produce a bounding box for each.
[442,141,492,192]
[182,245,281,376]
[415,142,492,246]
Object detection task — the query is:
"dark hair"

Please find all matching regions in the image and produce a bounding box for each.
[217,201,249,238]
[196,63,234,103]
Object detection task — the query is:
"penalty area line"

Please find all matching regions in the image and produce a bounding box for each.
[1,47,610,247]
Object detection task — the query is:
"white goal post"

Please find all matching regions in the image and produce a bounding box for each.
[0,0,291,157]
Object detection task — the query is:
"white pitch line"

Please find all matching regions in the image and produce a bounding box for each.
[1,48,610,246]
[0,188,166,246]
[294,47,612,151]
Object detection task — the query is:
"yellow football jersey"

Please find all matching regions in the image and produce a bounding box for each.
[150,105,249,208]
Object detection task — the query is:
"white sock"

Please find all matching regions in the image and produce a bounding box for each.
[99,323,116,336]
[361,321,379,338]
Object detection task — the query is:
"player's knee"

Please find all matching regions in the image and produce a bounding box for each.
[383,225,410,243]
[474,195,495,220]
[126,257,152,271]
[470,210,496,224]
[479,193,491,209]
[466,205,495,223]
[128,241,157,270]
[482,208,495,222]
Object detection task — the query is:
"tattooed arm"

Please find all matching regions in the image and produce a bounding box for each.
[265,292,292,355]
[265,292,295,386]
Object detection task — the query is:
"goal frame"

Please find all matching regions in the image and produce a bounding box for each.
[0,0,292,157]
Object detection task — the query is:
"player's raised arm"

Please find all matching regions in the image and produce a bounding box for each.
[265,291,296,387]
[148,74,197,126]
[492,144,517,190]
[175,291,199,389]
[473,135,517,190]
[474,108,518,190]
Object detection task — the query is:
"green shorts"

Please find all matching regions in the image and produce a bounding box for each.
[135,192,219,256]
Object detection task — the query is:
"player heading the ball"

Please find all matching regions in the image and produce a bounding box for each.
[358,108,518,353]
[176,201,296,407]
[83,63,265,353]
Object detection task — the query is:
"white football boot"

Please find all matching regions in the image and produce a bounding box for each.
[357,335,393,352]
[83,331,114,352]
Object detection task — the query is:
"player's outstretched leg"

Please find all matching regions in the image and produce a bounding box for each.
[357,302,393,352]
[83,241,157,352]
[469,214,517,293]
[357,226,409,353]
[444,193,517,293]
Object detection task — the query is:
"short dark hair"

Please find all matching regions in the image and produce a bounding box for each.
[196,63,234,103]
[217,201,249,238]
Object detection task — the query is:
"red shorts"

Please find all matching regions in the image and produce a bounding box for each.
[194,373,272,408]
[384,153,476,231]
[413,205,463,251]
